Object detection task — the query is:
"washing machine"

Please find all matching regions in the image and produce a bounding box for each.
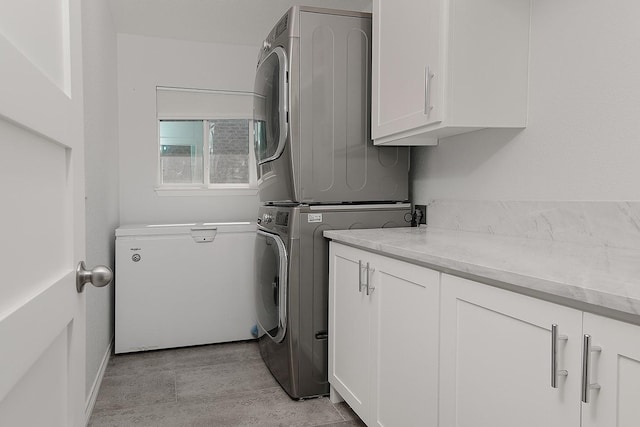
[254,204,410,398]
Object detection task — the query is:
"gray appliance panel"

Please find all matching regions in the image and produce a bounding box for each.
[256,204,410,398]
[297,12,408,203]
[255,8,409,205]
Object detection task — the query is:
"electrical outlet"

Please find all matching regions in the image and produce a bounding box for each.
[414,204,427,225]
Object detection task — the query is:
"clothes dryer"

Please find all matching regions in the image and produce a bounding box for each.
[253,6,409,205]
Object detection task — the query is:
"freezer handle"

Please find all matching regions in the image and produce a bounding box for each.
[190,227,218,243]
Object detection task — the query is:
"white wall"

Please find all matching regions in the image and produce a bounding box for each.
[411,0,640,202]
[82,0,119,402]
[117,33,260,224]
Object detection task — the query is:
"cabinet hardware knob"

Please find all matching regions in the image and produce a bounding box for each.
[581,334,602,403]
[551,324,568,388]
[365,263,376,296]
[424,66,435,115]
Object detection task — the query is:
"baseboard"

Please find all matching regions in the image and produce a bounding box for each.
[85,339,113,426]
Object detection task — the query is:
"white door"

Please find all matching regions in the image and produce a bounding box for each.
[328,243,372,422]
[439,274,583,427]
[582,313,640,427]
[0,1,87,426]
[372,0,442,141]
[371,257,440,427]
[371,256,440,427]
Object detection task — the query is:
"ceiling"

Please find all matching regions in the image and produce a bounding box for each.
[108,0,372,47]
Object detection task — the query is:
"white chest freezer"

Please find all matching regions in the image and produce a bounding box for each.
[115,222,256,354]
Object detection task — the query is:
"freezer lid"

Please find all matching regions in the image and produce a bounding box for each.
[115,222,256,237]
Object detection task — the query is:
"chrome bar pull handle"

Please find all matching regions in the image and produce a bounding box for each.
[551,324,568,388]
[365,263,376,296]
[581,334,602,403]
[358,260,365,293]
[424,66,434,115]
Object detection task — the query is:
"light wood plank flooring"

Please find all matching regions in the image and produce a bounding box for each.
[89,340,365,426]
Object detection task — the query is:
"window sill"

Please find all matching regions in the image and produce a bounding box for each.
[155,187,259,197]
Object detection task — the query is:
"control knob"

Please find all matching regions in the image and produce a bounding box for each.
[262,213,273,224]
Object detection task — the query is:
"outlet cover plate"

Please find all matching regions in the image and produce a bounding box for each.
[414,204,427,225]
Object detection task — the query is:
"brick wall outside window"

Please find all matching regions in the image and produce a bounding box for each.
[209,119,250,184]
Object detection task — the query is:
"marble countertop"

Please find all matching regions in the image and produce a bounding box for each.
[324,227,640,318]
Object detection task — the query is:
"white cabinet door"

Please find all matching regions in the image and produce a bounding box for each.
[440,274,582,427]
[0,0,86,426]
[330,242,441,426]
[372,0,441,143]
[582,313,640,427]
[371,255,440,427]
[329,243,373,422]
[372,0,531,145]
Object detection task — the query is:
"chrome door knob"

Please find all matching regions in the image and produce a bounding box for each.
[76,261,113,293]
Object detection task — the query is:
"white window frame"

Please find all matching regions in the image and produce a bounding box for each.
[155,87,258,196]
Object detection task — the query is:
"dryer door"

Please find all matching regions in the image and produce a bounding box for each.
[254,47,288,166]
[254,46,296,203]
[254,229,288,342]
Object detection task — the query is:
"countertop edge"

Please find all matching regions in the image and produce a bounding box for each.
[324,228,640,323]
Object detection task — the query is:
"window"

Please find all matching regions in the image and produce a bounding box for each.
[156,88,257,193]
[159,120,204,185]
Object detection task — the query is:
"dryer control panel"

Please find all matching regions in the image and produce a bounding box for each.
[276,211,289,226]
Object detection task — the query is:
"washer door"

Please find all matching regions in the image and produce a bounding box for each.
[254,229,288,343]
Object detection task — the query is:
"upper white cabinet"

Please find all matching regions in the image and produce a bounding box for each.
[372,0,531,145]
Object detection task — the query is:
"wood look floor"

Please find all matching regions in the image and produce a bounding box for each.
[89,340,365,427]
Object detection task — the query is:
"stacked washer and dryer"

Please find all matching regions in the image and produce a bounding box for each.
[253,6,410,399]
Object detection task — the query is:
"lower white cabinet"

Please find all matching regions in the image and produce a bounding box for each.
[328,242,440,427]
[329,243,640,427]
[439,273,583,427]
[329,243,371,419]
[440,273,640,427]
